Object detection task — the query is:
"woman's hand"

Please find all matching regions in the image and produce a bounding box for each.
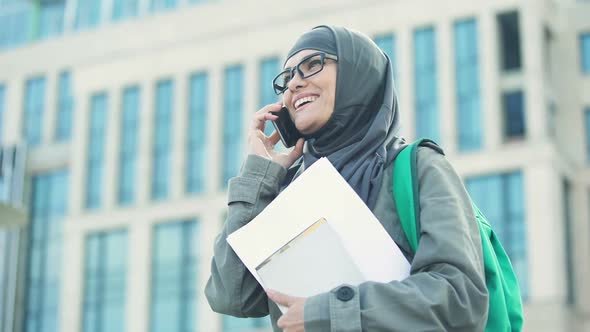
[248,103,304,169]
[266,290,306,332]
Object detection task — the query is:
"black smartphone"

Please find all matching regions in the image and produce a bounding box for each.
[271,106,302,148]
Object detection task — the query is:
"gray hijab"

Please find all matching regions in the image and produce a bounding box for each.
[285,25,407,210]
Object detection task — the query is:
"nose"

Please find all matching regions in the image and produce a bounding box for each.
[286,68,306,92]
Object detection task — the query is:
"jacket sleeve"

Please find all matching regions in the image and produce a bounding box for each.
[303,148,489,332]
[205,154,287,318]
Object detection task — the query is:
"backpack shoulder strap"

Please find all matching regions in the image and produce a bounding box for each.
[392,138,442,252]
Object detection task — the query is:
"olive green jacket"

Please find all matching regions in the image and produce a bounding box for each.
[205,148,488,331]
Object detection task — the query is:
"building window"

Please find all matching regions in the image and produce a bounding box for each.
[118,86,140,205]
[25,170,69,332]
[151,220,199,332]
[75,0,102,30]
[585,108,590,162]
[85,92,108,210]
[502,90,526,139]
[373,33,399,87]
[83,230,127,332]
[36,0,65,40]
[186,73,208,194]
[222,65,243,188]
[413,27,440,143]
[454,18,482,151]
[55,71,73,141]
[581,33,590,74]
[23,76,46,147]
[0,84,4,143]
[497,11,522,72]
[223,316,270,332]
[466,171,528,299]
[112,0,138,21]
[152,80,173,200]
[259,58,279,136]
[151,0,177,12]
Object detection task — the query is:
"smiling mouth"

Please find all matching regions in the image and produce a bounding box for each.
[294,96,318,111]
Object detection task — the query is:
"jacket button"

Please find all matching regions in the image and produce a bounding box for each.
[336,286,354,302]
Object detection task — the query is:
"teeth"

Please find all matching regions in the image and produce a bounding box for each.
[295,96,318,109]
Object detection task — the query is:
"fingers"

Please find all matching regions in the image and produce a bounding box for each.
[288,138,305,161]
[250,111,279,133]
[266,289,297,307]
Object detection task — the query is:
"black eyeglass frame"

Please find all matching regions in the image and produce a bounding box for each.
[272,52,338,95]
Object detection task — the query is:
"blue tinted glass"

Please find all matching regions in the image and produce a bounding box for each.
[223,65,243,188]
[76,0,102,30]
[580,34,590,74]
[118,86,139,205]
[152,80,173,200]
[259,58,279,136]
[84,230,127,332]
[586,109,590,162]
[86,93,108,209]
[37,1,65,40]
[151,220,199,332]
[56,71,73,141]
[414,28,440,143]
[187,73,208,194]
[0,85,4,143]
[112,0,138,21]
[25,171,69,332]
[24,77,46,147]
[454,19,482,151]
[0,4,32,50]
[502,91,525,138]
[373,33,398,88]
[466,171,528,299]
[151,0,177,12]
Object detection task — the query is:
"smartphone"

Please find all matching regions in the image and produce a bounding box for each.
[271,106,302,148]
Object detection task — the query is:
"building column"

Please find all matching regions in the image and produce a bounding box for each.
[137,80,154,204]
[479,11,501,151]
[398,26,415,140]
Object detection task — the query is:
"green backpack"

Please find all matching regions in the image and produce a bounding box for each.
[392,139,524,332]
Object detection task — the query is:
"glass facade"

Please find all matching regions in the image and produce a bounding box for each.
[151,0,177,12]
[581,33,590,74]
[466,171,528,299]
[85,93,108,209]
[222,65,243,188]
[23,76,46,147]
[151,220,199,332]
[75,0,102,30]
[55,71,74,141]
[502,90,526,139]
[414,27,440,143]
[373,33,398,87]
[36,1,65,40]
[0,2,32,50]
[259,58,279,136]
[118,86,140,205]
[454,18,482,151]
[223,316,270,332]
[152,80,174,200]
[497,11,522,71]
[112,0,138,21]
[83,230,127,332]
[25,170,69,332]
[187,73,208,194]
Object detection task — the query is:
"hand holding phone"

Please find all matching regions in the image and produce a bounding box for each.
[271,107,303,148]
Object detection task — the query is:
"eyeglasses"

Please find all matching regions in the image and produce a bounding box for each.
[272,52,338,95]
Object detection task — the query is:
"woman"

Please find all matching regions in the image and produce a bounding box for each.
[205,25,488,332]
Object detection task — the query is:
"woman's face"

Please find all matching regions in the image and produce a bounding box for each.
[282,49,337,135]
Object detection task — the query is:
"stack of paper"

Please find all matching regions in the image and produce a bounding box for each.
[227,158,410,311]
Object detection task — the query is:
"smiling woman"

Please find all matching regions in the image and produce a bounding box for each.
[206,25,489,332]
